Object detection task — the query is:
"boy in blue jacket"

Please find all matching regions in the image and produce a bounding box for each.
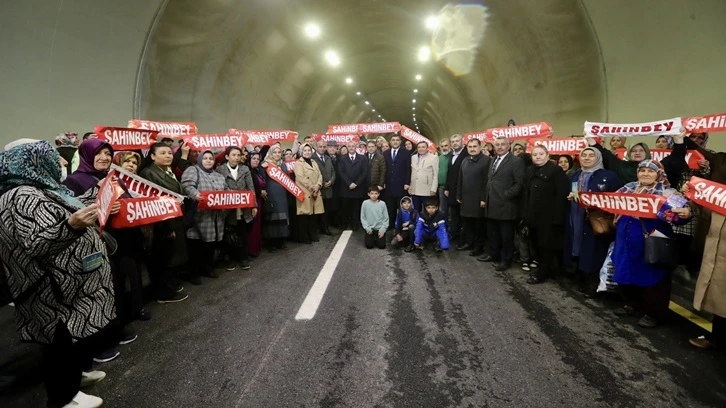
[414,200,450,252]
[392,196,418,252]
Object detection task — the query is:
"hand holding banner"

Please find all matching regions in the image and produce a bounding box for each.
[109,196,183,229]
[614,148,705,170]
[685,177,726,217]
[96,170,121,232]
[400,126,436,153]
[111,164,185,202]
[95,126,159,150]
[266,164,305,202]
[197,191,255,210]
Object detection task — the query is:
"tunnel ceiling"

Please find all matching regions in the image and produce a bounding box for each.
[138,0,606,140]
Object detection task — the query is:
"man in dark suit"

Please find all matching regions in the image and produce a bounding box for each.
[383,135,412,228]
[337,140,369,230]
[313,140,336,235]
[479,136,525,271]
[444,134,469,242]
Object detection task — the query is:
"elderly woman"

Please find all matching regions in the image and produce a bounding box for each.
[182,150,228,284]
[261,145,291,251]
[138,143,189,303]
[523,146,570,284]
[113,151,141,174]
[215,146,257,271]
[565,147,622,295]
[247,152,265,257]
[0,141,113,408]
[612,160,693,328]
[294,144,325,244]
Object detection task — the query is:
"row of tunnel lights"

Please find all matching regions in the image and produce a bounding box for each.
[304,15,441,133]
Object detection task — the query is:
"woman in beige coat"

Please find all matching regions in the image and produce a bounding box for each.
[294,144,325,244]
[408,141,439,212]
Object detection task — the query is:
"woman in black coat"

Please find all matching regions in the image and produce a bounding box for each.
[523,145,570,284]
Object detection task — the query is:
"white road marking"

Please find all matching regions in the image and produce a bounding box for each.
[295,230,352,321]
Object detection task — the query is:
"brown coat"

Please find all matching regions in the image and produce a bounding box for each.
[693,213,726,318]
[294,158,325,215]
[367,152,386,189]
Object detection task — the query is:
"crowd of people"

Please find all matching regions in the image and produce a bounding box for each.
[0,124,724,407]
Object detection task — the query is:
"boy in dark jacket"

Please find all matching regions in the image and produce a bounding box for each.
[414,200,451,252]
[392,196,418,252]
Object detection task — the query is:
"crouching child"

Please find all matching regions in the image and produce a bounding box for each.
[361,186,389,249]
[392,196,418,252]
[414,200,450,252]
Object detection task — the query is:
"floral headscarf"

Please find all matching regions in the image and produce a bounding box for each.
[617,159,671,195]
[112,151,141,169]
[54,132,78,148]
[0,141,84,209]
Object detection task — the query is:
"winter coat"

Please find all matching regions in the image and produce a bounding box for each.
[414,210,450,249]
[215,164,256,225]
[383,147,412,198]
[263,162,290,239]
[485,153,525,220]
[410,152,439,197]
[395,202,419,235]
[0,186,115,344]
[337,153,369,198]
[456,153,491,218]
[438,152,451,186]
[311,152,336,200]
[294,158,325,215]
[523,161,570,250]
[181,166,227,242]
[366,152,386,189]
[694,213,726,318]
[445,148,469,206]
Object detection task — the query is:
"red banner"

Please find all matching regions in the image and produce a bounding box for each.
[182,134,247,150]
[96,171,121,232]
[312,133,360,145]
[614,148,705,170]
[266,164,305,202]
[584,118,681,138]
[400,126,436,153]
[463,132,488,144]
[465,122,553,144]
[95,126,159,150]
[683,113,726,133]
[327,122,401,135]
[284,160,297,173]
[109,196,183,229]
[578,192,665,219]
[127,120,197,136]
[197,191,255,210]
[685,177,726,217]
[526,138,589,155]
[229,129,297,145]
[111,164,185,202]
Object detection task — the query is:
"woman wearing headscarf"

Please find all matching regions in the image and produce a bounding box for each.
[182,151,228,284]
[55,132,78,174]
[261,145,290,251]
[556,155,576,176]
[138,143,189,303]
[564,147,622,295]
[247,151,265,257]
[522,146,570,284]
[608,136,627,154]
[611,159,693,328]
[113,151,141,174]
[294,144,325,244]
[62,139,114,196]
[215,146,257,271]
[0,141,113,408]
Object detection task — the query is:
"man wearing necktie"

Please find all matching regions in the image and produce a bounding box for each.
[337,140,368,230]
[408,141,439,213]
[312,140,336,235]
[383,135,412,228]
[479,136,525,271]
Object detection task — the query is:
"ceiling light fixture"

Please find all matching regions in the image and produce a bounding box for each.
[372,109,376,112]
[325,50,340,67]
[425,16,440,30]
[365,101,370,105]
[356,91,361,96]
[412,99,416,103]
[345,77,353,84]
[414,89,418,93]
[418,46,431,62]
[413,107,416,110]
[304,23,321,39]
[415,74,422,81]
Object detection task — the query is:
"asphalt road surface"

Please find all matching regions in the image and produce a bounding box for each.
[2,231,725,407]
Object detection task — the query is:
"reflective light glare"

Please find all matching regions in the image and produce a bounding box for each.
[345,77,353,84]
[418,46,431,62]
[425,16,440,30]
[304,23,321,39]
[325,51,340,66]
[415,74,422,80]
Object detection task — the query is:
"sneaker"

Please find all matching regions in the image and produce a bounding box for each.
[226,263,237,271]
[157,292,189,304]
[175,285,184,293]
[689,336,715,349]
[80,371,106,388]
[521,262,530,272]
[62,391,103,408]
[92,348,120,363]
[239,260,251,270]
[530,261,538,269]
[118,332,138,345]
[638,315,658,328]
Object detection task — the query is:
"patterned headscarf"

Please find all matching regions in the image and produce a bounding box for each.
[617,159,671,195]
[112,151,141,170]
[661,135,675,149]
[0,141,84,209]
[624,142,652,162]
[54,132,78,148]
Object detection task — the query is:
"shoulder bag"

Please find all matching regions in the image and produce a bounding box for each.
[639,219,676,270]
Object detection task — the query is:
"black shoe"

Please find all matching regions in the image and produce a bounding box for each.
[469,249,484,257]
[93,348,120,363]
[206,270,220,279]
[435,243,443,253]
[239,260,251,270]
[321,228,333,236]
[456,243,472,251]
[157,292,189,304]
[477,255,497,263]
[494,263,511,272]
[136,308,152,321]
[118,332,138,345]
[404,245,414,253]
[614,306,636,317]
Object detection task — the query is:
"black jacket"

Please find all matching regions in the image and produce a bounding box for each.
[445,148,469,205]
[523,161,570,250]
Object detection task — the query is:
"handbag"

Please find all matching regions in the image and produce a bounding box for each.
[639,219,676,270]
[587,209,616,236]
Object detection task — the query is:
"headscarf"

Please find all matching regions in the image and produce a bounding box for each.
[579,147,604,173]
[54,132,78,148]
[660,135,675,149]
[618,159,671,195]
[112,151,141,168]
[264,145,283,166]
[692,132,710,149]
[624,142,651,162]
[197,150,215,174]
[64,139,114,194]
[0,141,84,209]
[246,151,264,178]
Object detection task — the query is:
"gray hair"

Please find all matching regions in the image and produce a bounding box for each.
[450,134,463,141]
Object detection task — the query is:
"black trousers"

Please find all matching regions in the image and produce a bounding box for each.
[385,196,402,229]
[320,198,334,230]
[529,227,561,278]
[461,216,486,250]
[487,219,516,264]
[148,234,177,299]
[110,255,143,324]
[620,273,672,320]
[226,220,251,262]
[448,204,462,238]
[365,230,386,249]
[189,239,218,276]
[43,323,94,407]
[709,315,726,347]
[341,198,362,229]
[393,229,414,247]
[298,215,320,243]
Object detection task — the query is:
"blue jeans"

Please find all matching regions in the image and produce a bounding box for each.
[437,186,449,216]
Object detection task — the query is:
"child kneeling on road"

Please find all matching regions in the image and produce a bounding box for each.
[392,196,418,252]
[361,186,389,249]
[414,200,450,252]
